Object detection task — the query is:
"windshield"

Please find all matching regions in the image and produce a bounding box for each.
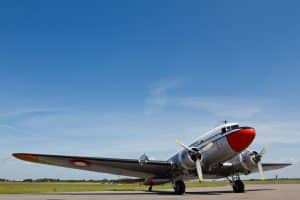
[231,125,239,130]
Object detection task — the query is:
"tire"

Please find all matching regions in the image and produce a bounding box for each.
[233,180,245,193]
[174,180,185,195]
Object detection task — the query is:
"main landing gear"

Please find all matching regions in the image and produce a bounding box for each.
[227,175,245,193]
[232,179,244,193]
[173,180,186,195]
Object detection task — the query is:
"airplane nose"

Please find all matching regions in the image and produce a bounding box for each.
[226,127,256,152]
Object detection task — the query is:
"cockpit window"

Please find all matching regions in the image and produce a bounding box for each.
[226,126,231,131]
[221,125,239,134]
[231,125,239,130]
[221,127,226,133]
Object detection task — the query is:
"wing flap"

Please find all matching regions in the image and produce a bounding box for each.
[13,153,172,178]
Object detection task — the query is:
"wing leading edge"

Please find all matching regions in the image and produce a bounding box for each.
[13,153,172,178]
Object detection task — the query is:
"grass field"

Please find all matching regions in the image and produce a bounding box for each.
[0,180,299,194]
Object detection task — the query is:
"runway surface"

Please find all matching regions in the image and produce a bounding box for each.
[0,184,299,200]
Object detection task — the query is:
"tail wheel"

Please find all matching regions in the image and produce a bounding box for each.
[174,180,185,195]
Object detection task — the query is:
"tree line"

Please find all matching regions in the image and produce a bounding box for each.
[0,178,144,183]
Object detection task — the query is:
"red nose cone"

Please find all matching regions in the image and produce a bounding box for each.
[226,128,256,152]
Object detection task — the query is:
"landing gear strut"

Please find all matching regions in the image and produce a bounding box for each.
[173,180,185,195]
[227,175,245,193]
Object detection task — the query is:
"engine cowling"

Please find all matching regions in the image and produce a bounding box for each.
[228,150,258,174]
[178,148,200,169]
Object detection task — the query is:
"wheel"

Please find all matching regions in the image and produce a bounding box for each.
[232,180,245,193]
[174,180,185,195]
[232,180,244,193]
[148,186,152,192]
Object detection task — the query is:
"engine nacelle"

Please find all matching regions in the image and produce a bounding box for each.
[228,150,258,174]
[178,149,199,169]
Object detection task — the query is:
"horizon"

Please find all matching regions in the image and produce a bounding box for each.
[1,177,300,182]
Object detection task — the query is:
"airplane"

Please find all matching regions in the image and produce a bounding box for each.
[13,121,291,194]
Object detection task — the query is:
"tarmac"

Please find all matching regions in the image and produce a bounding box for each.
[0,184,299,200]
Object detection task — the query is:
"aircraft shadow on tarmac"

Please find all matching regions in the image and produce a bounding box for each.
[52,188,274,196]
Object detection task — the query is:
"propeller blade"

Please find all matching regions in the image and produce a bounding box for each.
[176,139,198,153]
[259,146,268,156]
[257,161,265,180]
[196,159,204,182]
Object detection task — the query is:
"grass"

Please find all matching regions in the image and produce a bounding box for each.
[0,182,146,194]
[0,179,299,194]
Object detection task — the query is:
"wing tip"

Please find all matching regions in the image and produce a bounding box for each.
[12,153,39,162]
[280,163,292,167]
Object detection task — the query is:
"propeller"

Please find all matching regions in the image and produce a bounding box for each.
[257,161,265,180]
[176,139,204,182]
[195,158,204,182]
[175,139,198,153]
[250,146,268,180]
[259,146,268,156]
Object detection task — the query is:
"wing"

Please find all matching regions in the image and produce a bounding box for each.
[255,163,291,172]
[13,153,172,178]
[211,162,291,178]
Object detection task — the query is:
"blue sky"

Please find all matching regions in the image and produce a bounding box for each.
[0,0,300,180]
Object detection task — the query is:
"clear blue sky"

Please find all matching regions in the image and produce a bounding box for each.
[0,0,299,180]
